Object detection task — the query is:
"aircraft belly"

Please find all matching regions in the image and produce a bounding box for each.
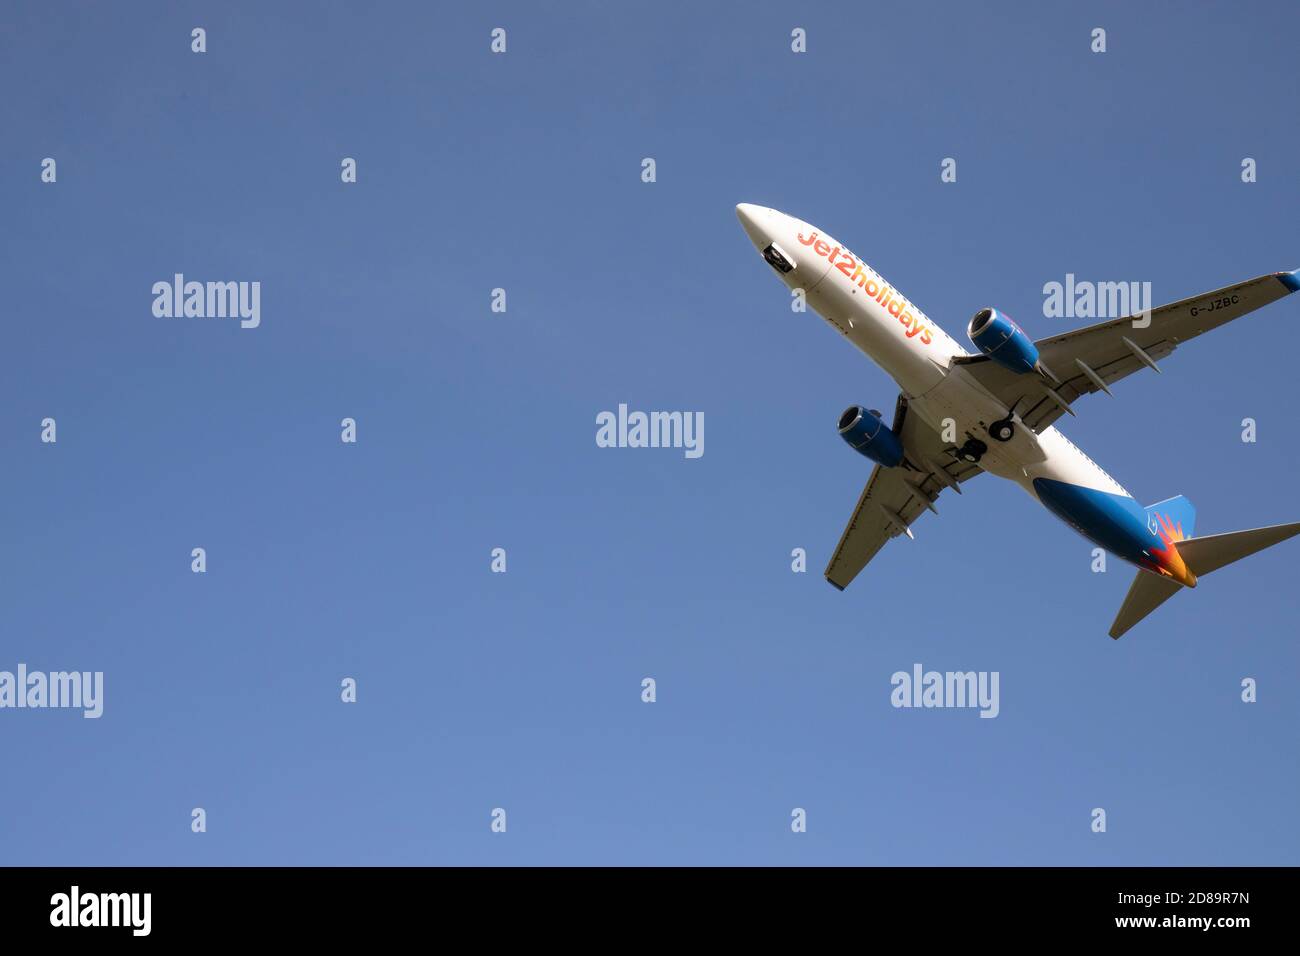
[909,369,1048,484]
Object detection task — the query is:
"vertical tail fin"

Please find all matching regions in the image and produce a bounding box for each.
[1145,495,1196,539]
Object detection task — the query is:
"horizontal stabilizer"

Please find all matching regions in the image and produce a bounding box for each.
[1110,571,1182,639]
[1175,522,1300,576]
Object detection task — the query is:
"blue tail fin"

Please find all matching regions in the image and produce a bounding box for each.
[1145,495,1196,539]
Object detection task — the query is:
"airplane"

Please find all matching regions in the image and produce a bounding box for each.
[736,203,1300,638]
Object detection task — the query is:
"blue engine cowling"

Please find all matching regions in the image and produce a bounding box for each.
[968,308,1039,374]
[838,406,904,467]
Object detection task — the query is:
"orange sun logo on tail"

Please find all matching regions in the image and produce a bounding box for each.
[1146,513,1197,587]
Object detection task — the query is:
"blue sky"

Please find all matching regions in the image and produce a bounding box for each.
[1,0,1297,865]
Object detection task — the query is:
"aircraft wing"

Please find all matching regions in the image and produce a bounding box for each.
[952,271,1299,433]
[824,396,981,590]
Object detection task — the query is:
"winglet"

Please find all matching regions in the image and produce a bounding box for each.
[1277,269,1300,293]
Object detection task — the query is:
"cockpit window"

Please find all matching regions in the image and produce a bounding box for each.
[762,243,795,274]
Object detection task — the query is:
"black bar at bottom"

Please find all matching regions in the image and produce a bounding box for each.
[0,866,1282,940]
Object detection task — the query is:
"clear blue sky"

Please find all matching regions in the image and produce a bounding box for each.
[2,0,1297,865]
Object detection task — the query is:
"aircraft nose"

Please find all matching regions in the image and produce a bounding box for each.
[735,203,769,247]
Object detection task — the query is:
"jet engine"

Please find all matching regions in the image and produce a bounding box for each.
[838,405,904,467]
[968,308,1039,374]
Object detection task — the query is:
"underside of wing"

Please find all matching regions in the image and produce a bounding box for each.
[824,396,980,590]
[955,271,1298,432]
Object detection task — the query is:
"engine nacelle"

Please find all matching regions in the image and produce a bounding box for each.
[838,406,904,468]
[968,308,1039,374]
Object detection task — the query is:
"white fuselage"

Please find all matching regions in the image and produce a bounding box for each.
[736,204,1128,502]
